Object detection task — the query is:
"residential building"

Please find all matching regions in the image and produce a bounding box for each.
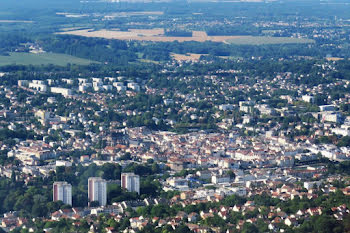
[121,173,140,194]
[53,182,72,206]
[88,177,107,206]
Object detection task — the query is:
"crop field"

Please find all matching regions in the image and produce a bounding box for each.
[225,36,315,45]
[58,28,246,42]
[0,52,98,66]
[58,28,315,45]
[171,53,206,62]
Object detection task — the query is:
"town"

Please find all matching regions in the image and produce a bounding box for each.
[0,53,350,233]
[1,0,350,232]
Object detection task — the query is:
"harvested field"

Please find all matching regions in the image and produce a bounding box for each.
[326,57,344,61]
[58,28,314,44]
[226,36,315,45]
[171,53,206,62]
[57,28,244,42]
[105,11,163,17]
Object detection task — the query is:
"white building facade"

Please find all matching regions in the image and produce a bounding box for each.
[121,173,140,194]
[88,177,107,206]
[53,181,72,206]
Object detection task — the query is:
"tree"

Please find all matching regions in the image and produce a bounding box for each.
[89,201,100,207]
[11,170,16,183]
[227,170,236,179]
[174,225,191,233]
[120,152,131,161]
[241,222,259,233]
[314,215,340,233]
[32,203,47,217]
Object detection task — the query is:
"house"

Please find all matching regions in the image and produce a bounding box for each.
[285,217,298,227]
[233,205,242,212]
[200,211,214,219]
[188,212,199,222]
[176,211,188,220]
[307,207,322,216]
[218,211,229,220]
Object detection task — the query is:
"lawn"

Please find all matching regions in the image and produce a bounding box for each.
[0,52,98,66]
[225,36,315,45]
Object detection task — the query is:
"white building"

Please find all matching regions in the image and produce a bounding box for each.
[331,127,350,137]
[240,105,251,113]
[127,83,140,92]
[113,82,124,87]
[322,112,342,123]
[47,97,56,104]
[230,186,247,197]
[320,105,336,112]
[219,104,234,111]
[302,95,314,103]
[121,173,140,194]
[304,181,322,190]
[211,175,230,184]
[103,85,113,91]
[62,79,74,85]
[242,115,252,125]
[166,177,189,188]
[116,86,127,92]
[35,110,50,123]
[88,177,107,206]
[53,181,72,205]
[29,83,47,92]
[56,160,72,167]
[18,80,29,87]
[50,87,73,96]
[32,80,45,85]
[164,99,174,106]
[78,78,88,84]
[92,78,103,83]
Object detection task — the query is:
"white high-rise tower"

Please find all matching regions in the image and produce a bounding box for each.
[88,177,107,206]
[53,181,72,206]
[121,173,140,194]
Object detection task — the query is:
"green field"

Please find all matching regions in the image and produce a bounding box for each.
[0,52,98,66]
[226,36,315,45]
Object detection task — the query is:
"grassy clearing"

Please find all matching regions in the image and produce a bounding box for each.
[226,36,315,45]
[171,53,206,62]
[0,52,98,66]
[138,59,160,64]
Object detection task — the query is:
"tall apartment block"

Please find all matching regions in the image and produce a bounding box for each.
[88,177,107,206]
[121,173,140,194]
[53,181,72,206]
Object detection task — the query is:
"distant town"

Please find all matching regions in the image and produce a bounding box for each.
[1,0,350,232]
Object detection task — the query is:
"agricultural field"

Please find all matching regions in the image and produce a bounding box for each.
[171,53,206,62]
[225,36,315,45]
[58,29,316,45]
[57,28,245,42]
[0,52,98,66]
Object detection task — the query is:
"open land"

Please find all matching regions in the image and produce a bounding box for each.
[171,53,206,62]
[58,28,315,44]
[226,36,315,45]
[0,52,98,66]
[58,28,246,42]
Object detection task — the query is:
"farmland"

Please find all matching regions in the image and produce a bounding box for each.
[57,28,244,43]
[58,29,316,45]
[225,36,315,45]
[171,53,206,62]
[0,52,98,66]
